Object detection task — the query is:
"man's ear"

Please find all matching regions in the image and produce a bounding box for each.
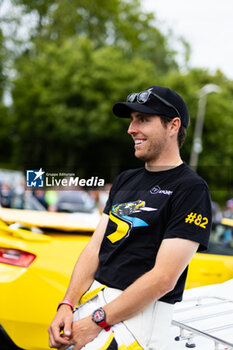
[169,117,181,135]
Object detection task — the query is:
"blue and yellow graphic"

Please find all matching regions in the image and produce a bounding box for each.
[107,200,157,243]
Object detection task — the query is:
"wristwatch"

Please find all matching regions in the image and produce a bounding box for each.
[92,307,110,331]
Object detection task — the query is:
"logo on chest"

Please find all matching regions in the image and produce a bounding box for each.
[150,185,173,195]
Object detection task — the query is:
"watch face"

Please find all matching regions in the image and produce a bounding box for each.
[93,308,105,323]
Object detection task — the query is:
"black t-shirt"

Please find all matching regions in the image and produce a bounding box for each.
[95,163,212,304]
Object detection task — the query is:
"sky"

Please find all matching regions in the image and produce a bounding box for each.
[143,0,233,79]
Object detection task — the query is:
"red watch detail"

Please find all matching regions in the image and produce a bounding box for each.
[92,308,110,331]
[98,320,110,332]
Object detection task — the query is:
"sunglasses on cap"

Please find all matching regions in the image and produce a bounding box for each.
[126,90,182,120]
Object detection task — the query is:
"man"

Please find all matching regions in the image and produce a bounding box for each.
[48,86,212,350]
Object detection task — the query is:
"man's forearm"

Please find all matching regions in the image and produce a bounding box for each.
[63,243,99,305]
[61,214,109,306]
[103,238,199,325]
[103,265,172,325]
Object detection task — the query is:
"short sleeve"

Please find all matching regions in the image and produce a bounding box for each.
[164,184,212,251]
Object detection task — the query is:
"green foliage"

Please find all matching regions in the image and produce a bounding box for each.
[0,27,12,164]
[11,0,177,72]
[11,37,158,172]
[6,0,180,176]
[162,69,233,203]
[0,28,6,99]
[0,0,232,202]
[1,0,179,175]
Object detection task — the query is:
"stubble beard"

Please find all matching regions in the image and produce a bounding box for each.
[135,138,166,164]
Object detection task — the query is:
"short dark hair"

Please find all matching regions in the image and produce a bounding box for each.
[159,115,187,149]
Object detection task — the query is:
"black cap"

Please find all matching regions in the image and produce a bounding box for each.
[113,85,189,128]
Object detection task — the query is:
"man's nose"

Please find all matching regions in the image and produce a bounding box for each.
[128,120,137,135]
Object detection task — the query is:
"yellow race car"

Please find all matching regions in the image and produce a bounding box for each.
[0,208,99,350]
[186,218,233,288]
[0,208,233,350]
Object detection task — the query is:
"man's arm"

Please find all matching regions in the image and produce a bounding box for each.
[61,213,109,305]
[67,238,199,350]
[48,213,109,349]
[104,238,199,323]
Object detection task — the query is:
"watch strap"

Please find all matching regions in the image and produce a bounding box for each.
[98,320,110,332]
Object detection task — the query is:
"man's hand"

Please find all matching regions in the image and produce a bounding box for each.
[48,305,74,348]
[58,316,102,350]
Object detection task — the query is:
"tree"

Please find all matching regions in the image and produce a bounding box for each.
[1,0,232,202]
[10,0,178,73]
[162,69,233,204]
[11,37,158,176]
[0,27,12,167]
[7,0,182,178]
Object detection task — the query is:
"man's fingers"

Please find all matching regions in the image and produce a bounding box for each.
[49,332,57,348]
[49,335,71,348]
[48,326,58,348]
[48,324,71,348]
[63,317,72,337]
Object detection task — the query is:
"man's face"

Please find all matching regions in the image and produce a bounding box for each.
[127,111,169,165]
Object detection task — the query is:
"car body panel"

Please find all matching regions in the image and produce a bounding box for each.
[186,252,233,289]
[0,208,95,350]
[0,233,91,349]
[186,218,233,289]
[0,208,99,231]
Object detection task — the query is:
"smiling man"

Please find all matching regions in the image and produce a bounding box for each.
[48,86,212,350]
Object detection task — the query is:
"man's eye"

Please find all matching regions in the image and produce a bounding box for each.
[139,117,147,123]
